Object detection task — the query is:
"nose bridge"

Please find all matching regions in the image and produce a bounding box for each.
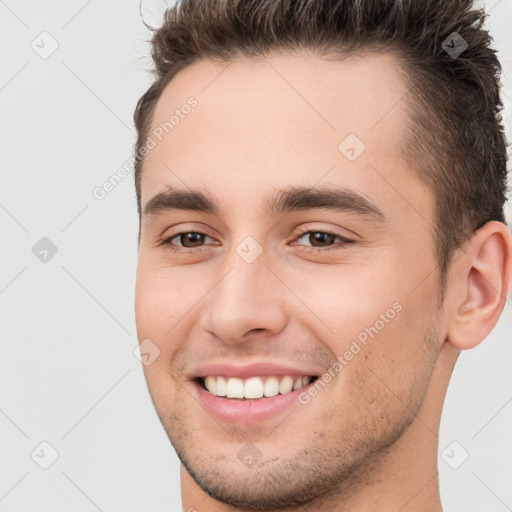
[202,238,287,343]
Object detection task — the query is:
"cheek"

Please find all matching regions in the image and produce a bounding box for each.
[135,258,208,339]
[296,260,435,402]
[337,297,438,429]
[283,260,397,341]
[135,263,196,405]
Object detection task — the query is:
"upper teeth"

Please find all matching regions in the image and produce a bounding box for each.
[203,375,312,399]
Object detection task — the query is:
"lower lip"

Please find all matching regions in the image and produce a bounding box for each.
[192,379,315,425]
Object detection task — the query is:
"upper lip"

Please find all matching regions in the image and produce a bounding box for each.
[189,361,322,380]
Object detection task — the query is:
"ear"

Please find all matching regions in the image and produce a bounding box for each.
[446,220,512,350]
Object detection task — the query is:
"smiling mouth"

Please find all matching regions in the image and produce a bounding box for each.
[195,374,319,400]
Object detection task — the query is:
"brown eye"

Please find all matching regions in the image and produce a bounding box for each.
[298,231,340,247]
[164,232,213,248]
[291,229,355,253]
[177,232,207,247]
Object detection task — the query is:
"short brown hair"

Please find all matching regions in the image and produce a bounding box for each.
[133,0,509,290]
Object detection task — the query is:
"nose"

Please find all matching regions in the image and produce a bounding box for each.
[200,247,288,344]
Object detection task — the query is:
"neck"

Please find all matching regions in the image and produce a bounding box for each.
[181,343,459,512]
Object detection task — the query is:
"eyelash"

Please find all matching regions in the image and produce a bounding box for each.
[158,228,354,254]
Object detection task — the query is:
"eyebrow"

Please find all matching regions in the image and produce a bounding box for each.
[143,185,385,221]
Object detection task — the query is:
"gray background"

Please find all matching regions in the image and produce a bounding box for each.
[0,1,511,511]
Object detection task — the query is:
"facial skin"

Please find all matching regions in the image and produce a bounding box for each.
[135,51,512,511]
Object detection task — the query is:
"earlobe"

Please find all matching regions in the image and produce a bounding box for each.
[447,221,512,350]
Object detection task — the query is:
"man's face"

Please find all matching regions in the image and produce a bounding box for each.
[135,52,446,508]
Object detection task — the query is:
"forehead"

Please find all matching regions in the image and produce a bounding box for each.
[141,51,431,224]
